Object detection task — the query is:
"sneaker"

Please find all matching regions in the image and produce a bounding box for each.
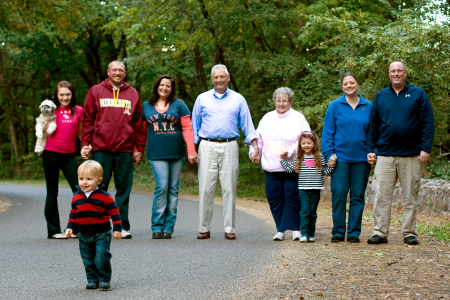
[99,281,110,290]
[299,236,308,242]
[49,233,68,239]
[367,235,388,244]
[152,232,162,239]
[273,232,285,241]
[347,236,360,243]
[404,236,419,245]
[121,230,132,239]
[162,232,172,239]
[331,236,345,242]
[308,236,315,242]
[85,282,98,289]
[292,231,301,241]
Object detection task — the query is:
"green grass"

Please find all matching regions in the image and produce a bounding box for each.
[416,221,450,242]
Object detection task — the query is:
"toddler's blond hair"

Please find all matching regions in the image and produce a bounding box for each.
[78,160,103,177]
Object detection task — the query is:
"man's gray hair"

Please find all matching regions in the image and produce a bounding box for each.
[108,60,126,71]
[273,87,294,102]
[390,60,406,71]
[211,64,229,77]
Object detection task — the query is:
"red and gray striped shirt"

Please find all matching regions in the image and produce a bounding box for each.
[67,185,122,234]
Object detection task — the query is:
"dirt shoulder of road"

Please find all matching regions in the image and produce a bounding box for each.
[234,199,450,299]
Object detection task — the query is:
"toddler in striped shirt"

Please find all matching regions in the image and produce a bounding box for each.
[280,131,335,242]
[64,160,122,290]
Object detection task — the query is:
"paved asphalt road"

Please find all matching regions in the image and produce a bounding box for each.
[0,184,278,300]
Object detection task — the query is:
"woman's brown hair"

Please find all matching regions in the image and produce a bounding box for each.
[148,75,177,107]
[53,81,77,118]
[295,131,322,173]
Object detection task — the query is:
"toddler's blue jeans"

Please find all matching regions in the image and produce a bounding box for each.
[78,230,112,283]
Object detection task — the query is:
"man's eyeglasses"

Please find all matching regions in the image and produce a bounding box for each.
[275,100,290,104]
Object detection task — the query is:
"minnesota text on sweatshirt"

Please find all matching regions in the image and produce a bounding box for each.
[67,185,122,235]
[82,79,147,153]
[366,82,434,156]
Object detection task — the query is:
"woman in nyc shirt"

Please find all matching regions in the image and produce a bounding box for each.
[142,75,197,239]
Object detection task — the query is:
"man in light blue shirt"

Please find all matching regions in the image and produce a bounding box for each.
[192,64,259,239]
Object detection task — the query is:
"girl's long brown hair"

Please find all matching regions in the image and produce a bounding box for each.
[53,81,77,119]
[295,131,321,173]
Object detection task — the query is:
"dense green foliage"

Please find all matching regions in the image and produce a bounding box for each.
[1,0,450,193]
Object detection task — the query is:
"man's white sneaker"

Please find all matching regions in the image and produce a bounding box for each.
[273,232,285,241]
[292,231,301,241]
[121,230,132,239]
[299,236,308,242]
[308,237,315,242]
[49,233,68,239]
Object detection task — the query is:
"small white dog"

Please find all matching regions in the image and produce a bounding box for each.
[35,99,57,156]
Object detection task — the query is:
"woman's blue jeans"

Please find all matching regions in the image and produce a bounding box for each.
[330,161,370,238]
[78,230,112,283]
[149,158,184,234]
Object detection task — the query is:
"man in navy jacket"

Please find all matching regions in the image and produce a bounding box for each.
[366,60,434,245]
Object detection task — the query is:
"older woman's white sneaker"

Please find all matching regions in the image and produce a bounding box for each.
[299,236,308,242]
[273,232,285,241]
[292,231,301,241]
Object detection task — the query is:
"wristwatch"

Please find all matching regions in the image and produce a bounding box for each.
[254,145,259,149]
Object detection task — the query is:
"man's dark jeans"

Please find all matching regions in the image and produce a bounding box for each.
[78,230,112,283]
[93,151,133,231]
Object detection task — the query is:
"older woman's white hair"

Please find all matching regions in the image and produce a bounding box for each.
[273,87,294,102]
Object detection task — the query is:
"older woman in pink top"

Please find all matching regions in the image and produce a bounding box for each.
[250,87,310,241]
[42,81,84,239]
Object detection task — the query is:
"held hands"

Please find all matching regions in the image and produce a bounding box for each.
[133,152,143,164]
[367,153,377,164]
[279,149,288,160]
[419,151,430,164]
[64,228,73,238]
[188,154,198,164]
[251,147,261,164]
[81,145,92,159]
[327,154,337,167]
[113,231,122,240]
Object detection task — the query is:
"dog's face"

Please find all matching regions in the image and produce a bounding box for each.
[39,100,57,115]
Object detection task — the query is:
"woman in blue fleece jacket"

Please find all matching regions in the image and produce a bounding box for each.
[321,72,372,243]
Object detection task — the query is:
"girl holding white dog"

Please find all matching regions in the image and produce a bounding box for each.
[42,81,84,239]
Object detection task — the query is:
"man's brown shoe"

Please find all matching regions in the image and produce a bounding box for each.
[225,233,236,240]
[197,232,210,239]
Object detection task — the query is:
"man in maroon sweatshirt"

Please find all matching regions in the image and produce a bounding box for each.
[81,60,147,239]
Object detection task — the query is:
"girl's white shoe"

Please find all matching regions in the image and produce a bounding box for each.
[273,232,285,241]
[292,231,301,241]
[308,236,315,242]
[299,236,308,242]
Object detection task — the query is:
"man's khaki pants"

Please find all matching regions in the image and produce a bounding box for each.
[373,156,422,239]
[198,140,239,234]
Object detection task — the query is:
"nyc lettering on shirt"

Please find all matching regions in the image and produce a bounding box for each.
[147,113,179,135]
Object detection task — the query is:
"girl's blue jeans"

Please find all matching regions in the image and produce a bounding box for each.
[298,189,321,237]
[149,158,184,234]
[78,230,112,283]
[330,161,370,238]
